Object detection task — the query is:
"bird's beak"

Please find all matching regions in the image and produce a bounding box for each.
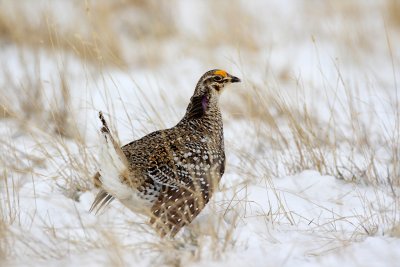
[230,75,241,83]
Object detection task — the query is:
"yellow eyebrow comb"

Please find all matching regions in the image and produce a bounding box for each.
[214,70,228,77]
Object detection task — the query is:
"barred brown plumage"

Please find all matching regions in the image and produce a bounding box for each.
[90,69,241,237]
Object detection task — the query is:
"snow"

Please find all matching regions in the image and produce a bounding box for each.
[1,0,399,266]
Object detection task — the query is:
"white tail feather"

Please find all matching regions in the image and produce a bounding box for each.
[98,112,131,200]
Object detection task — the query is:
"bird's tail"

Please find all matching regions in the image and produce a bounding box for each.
[97,112,132,201]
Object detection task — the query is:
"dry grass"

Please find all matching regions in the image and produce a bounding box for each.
[203,2,260,51]
[0,0,176,67]
[0,51,80,139]
[0,6,122,66]
[227,74,399,187]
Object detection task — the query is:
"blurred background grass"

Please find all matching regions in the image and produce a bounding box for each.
[0,0,397,67]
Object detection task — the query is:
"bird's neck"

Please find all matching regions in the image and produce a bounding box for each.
[179,92,224,139]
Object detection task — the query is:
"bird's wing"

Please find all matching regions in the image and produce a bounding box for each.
[147,163,180,188]
[145,140,193,188]
[146,161,195,189]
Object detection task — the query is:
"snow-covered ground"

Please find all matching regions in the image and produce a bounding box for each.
[1,1,399,266]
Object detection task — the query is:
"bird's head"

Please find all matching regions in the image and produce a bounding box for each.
[184,69,241,120]
[195,69,241,96]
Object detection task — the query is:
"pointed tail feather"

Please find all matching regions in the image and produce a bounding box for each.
[89,190,114,214]
[98,112,129,167]
[99,111,111,135]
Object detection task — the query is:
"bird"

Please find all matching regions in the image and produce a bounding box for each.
[90,69,241,237]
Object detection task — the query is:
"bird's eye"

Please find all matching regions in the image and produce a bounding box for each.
[213,76,223,82]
